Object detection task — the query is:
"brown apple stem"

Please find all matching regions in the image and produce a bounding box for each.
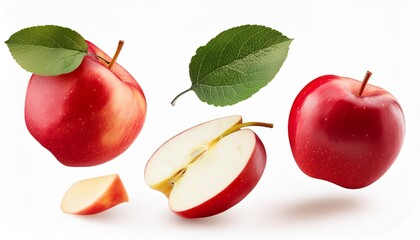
[358,71,372,96]
[108,40,124,70]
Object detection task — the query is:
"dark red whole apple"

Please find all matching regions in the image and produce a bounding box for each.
[288,71,405,189]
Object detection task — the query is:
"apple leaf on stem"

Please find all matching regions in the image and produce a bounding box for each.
[5,25,88,76]
[171,24,293,106]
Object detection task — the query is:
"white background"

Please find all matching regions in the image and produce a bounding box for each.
[1,0,419,239]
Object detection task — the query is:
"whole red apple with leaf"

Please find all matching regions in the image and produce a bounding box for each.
[5,25,146,166]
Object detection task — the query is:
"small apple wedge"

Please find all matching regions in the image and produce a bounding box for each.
[61,174,128,215]
[144,115,272,218]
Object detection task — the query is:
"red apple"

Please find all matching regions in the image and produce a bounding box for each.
[144,115,271,218]
[61,174,128,215]
[25,41,146,167]
[288,71,405,189]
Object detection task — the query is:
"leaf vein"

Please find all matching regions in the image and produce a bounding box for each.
[195,42,284,85]
[215,26,253,68]
[58,31,85,51]
[196,41,285,85]
[236,28,265,58]
[195,34,223,82]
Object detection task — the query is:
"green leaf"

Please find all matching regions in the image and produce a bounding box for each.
[171,24,293,106]
[5,25,88,76]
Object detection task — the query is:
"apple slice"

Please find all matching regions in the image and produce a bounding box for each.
[144,115,272,218]
[61,174,128,215]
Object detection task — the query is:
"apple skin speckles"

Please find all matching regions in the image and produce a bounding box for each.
[288,73,405,189]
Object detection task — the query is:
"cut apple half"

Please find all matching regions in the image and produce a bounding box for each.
[144,115,272,218]
[61,174,128,215]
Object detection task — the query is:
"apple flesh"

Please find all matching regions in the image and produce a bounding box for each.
[144,115,270,218]
[61,174,128,215]
[25,41,146,167]
[288,72,405,189]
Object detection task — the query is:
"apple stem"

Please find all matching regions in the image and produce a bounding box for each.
[358,71,372,96]
[219,122,274,140]
[108,40,124,70]
[171,88,192,106]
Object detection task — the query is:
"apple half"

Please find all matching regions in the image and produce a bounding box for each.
[61,174,128,215]
[144,115,271,218]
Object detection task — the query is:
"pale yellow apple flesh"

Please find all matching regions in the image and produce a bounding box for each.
[144,115,271,218]
[144,115,243,196]
[169,129,259,212]
[61,174,128,215]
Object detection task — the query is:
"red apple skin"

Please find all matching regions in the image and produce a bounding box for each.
[173,132,266,218]
[25,41,146,167]
[70,175,129,215]
[88,177,129,215]
[288,75,405,189]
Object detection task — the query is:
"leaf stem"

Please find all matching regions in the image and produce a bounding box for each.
[171,88,192,106]
[108,40,124,70]
[358,70,372,96]
[88,53,110,64]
